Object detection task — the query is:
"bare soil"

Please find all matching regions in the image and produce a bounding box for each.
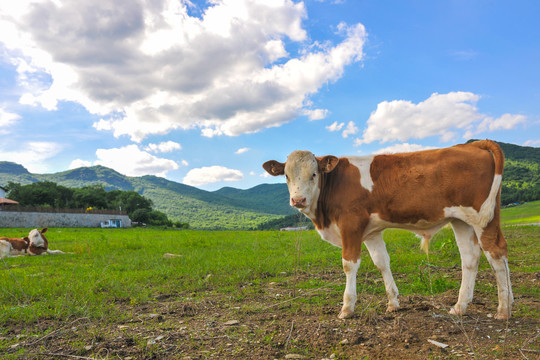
[3,269,539,359]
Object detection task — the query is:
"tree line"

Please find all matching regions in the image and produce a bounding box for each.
[5,181,189,228]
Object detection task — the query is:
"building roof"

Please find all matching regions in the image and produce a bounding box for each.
[0,197,19,205]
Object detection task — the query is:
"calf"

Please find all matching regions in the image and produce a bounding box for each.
[263,140,512,320]
[0,228,64,258]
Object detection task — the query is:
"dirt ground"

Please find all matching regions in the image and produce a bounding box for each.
[3,270,539,359]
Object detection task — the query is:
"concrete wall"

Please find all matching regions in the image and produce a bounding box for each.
[0,211,131,228]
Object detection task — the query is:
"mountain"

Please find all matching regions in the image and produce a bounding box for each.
[0,162,290,230]
[0,140,538,229]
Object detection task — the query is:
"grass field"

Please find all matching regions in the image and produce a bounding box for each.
[0,204,538,359]
[501,200,540,225]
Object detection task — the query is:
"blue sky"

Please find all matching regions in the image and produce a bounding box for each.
[0,0,538,190]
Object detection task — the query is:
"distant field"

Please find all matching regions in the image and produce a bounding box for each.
[501,200,540,225]
[0,203,538,359]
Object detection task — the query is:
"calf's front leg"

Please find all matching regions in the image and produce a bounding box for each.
[363,233,400,312]
[339,258,360,319]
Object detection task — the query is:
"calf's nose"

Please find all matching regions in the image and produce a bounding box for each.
[291,197,307,208]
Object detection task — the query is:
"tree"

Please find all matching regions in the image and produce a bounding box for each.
[147,210,172,226]
[113,191,153,215]
[72,185,109,209]
[7,181,73,207]
[131,208,151,223]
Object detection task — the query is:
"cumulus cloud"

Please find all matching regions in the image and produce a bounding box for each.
[0,0,366,142]
[183,166,244,186]
[145,140,182,153]
[342,121,358,138]
[355,92,526,145]
[373,143,438,155]
[0,141,62,173]
[94,145,179,177]
[326,120,357,137]
[303,108,329,120]
[69,159,92,169]
[0,108,20,127]
[326,121,344,132]
[235,147,250,154]
[471,114,526,136]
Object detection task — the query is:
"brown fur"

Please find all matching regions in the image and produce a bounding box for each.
[0,237,30,253]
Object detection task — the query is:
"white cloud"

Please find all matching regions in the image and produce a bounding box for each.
[303,108,329,120]
[94,145,178,177]
[183,165,244,186]
[235,147,250,154]
[342,121,358,138]
[69,159,92,169]
[373,143,438,155]
[0,108,20,127]
[0,141,62,173]
[355,92,526,145]
[326,121,344,132]
[523,139,540,147]
[145,141,182,153]
[0,0,366,142]
[472,114,526,135]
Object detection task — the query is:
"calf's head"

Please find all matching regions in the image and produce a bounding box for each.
[263,151,339,214]
[28,228,49,255]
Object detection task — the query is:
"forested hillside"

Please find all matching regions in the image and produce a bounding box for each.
[469,140,540,204]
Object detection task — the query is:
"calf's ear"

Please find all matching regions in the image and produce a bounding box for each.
[262,160,285,176]
[318,156,339,173]
[41,227,48,233]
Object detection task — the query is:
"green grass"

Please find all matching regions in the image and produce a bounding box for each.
[1,218,538,329]
[501,200,540,225]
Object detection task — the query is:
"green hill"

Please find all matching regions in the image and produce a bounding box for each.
[0,162,288,230]
[468,140,540,204]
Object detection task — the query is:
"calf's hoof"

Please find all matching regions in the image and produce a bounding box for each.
[495,311,511,320]
[338,310,354,319]
[386,304,399,313]
[449,307,465,316]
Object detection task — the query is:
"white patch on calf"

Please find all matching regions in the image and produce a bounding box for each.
[339,258,360,319]
[284,151,321,218]
[317,222,342,247]
[0,240,12,258]
[483,252,513,319]
[28,229,45,248]
[348,156,375,191]
[363,233,399,312]
[444,174,502,229]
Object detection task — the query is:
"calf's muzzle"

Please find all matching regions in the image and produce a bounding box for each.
[291,197,307,208]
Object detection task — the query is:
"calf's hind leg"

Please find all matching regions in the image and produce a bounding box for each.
[478,224,513,319]
[450,220,482,316]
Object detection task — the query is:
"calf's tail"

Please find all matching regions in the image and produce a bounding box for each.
[470,139,505,175]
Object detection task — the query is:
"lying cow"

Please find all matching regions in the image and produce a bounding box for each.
[263,140,512,320]
[0,228,64,258]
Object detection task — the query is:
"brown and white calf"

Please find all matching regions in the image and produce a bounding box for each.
[0,228,64,258]
[263,140,512,320]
